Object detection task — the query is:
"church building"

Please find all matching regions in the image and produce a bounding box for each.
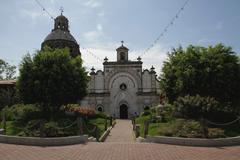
[81,43,161,119]
[42,14,160,119]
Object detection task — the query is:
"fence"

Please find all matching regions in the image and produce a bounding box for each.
[1,110,114,142]
[132,116,240,146]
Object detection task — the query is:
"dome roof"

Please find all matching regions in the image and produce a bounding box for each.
[44,29,78,43]
[41,14,81,57]
[55,15,68,21]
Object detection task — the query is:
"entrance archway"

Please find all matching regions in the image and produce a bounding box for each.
[120,104,128,119]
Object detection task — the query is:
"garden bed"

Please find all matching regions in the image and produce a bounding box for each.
[135,111,240,139]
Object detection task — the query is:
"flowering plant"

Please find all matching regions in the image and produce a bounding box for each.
[63,104,96,116]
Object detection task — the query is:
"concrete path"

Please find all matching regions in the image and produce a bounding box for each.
[0,142,240,160]
[105,119,134,142]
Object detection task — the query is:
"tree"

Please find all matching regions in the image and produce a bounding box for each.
[17,47,89,113]
[0,59,17,110]
[160,44,240,112]
[0,59,16,80]
[0,87,19,111]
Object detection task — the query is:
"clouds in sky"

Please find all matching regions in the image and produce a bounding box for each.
[0,0,239,76]
[84,0,102,8]
[81,42,168,75]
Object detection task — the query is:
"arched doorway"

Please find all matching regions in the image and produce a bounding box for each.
[120,104,128,119]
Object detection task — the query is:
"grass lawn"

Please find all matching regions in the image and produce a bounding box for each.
[86,117,109,138]
[135,112,240,138]
[135,114,173,137]
[0,121,23,135]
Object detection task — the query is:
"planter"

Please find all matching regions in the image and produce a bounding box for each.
[0,135,88,146]
[145,135,240,147]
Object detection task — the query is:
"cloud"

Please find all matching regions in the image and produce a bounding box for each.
[83,24,104,42]
[131,44,168,74]
[97,11,105,17]
[20,9,44,20]
[81,42,169,75]
[84,0,102,8]
[49,0,56,4]
[97,24,103,31]
[216,22,223,30]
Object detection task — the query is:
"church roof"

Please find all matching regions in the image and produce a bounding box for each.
[55,14,68,22]
[44,29,78,43]
[116,44,129,51]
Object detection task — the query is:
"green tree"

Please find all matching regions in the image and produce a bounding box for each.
[17,47,88,113]
[0,59,17,110]
[160,44,240,112]
[0,59,16,80]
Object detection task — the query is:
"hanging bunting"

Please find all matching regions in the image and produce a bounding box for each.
[139,0,190,57]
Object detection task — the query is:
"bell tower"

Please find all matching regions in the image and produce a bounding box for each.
[116,41,129,62]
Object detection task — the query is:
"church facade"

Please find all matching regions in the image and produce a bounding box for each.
[80,44,160,119]
[42,14,160,119]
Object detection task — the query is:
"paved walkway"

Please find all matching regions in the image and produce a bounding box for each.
[1,120,240,159]
[0,142,240,160]
[105,119,134,142]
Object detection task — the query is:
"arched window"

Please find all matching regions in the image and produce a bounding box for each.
[143,106,150,111]
[120,52,125,61]
[120,83,127,91]
[97,106,104,112]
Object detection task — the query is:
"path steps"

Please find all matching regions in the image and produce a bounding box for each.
[105,119,134,143]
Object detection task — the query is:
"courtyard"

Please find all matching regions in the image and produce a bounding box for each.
[0,120,240,160]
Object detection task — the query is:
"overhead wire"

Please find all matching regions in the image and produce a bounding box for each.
[35,0,54,20]
[139,0,190,58]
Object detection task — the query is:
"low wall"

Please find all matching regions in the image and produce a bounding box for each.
[0,135,88,146]
[99,121,116,142]
[146,135,240,147]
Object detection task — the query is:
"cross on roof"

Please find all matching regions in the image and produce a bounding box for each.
[60,6,64,15]
[121,40,124,46]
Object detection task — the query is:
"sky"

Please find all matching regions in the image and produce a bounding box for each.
[0,0,240,75]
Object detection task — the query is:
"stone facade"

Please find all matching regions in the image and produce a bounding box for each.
[81,44,160,119]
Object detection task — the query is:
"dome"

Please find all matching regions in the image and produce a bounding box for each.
[44,29,78,43]
[41,14,80,57]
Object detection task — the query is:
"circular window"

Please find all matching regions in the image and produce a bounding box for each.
[120,83,127,91]
[97,106,103,112]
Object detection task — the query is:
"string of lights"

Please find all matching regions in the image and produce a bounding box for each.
[80,46,103,63]
[35,0,54,20]
[139,0,190,58]
[34,0,190,64]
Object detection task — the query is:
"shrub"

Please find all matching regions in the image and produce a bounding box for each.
[173,95,220,120]
[63,104,96,117]
[141,110,151,116]
[158,119,203,138]
[178,120,203,138]
[208,128,225,138]
[93,112,109,119]
[158,119,185,137]
[5,104,42,122]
